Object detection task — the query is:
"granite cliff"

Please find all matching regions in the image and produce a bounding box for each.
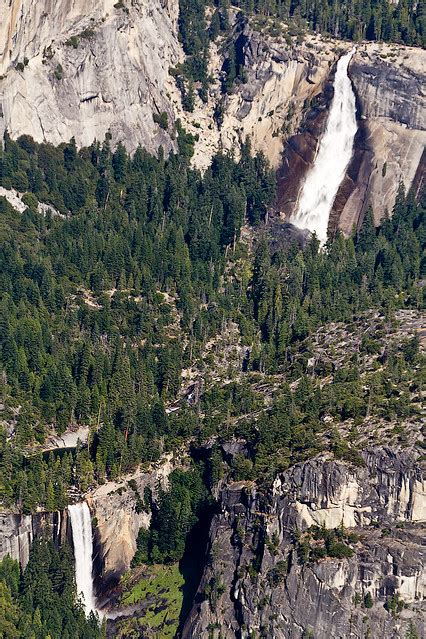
[277,41,426,234]
[0,510,68,567]
[88,454,175,590]
[0,454,175,596]
[348,43,426,226]
[182,447,425,639]
[0,3,425,635]
[1,4,424,230]
[0,0,182,154]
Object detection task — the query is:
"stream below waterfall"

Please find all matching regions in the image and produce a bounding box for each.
[291,48,357,244]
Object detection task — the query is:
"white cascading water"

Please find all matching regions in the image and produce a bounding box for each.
[291,48,357,245]
[68,502,97,616]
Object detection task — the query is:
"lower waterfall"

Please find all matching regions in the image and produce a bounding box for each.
[68,502,97,616]
[291,48,357,244]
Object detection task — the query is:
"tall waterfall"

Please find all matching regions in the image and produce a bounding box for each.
[68,502,97,616]
[291,48,357,244]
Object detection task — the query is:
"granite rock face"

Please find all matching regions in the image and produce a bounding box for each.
[213,23,339,171]
[88,455,174,587]
[182,447,425,639]
[0,456,174,593]
[1,4,424,231]
[0,0,182,154]
[347,43,426,226]
[0,510,68,567]
[277,42,426,234]
[0,4,338,168]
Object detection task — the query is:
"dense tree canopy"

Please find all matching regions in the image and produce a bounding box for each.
[0,131,274,509]
[232,0,425,45]
[0,545,102,639]
[176,0,425,103]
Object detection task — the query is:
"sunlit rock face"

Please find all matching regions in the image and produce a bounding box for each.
[348,43,426,225]
[277,42,426,237]
[1,4,424,235]
[182,447,426,639]
[88,456,174,587]
[0,511,68,567]
[0,0,182,154]
[0,5,338,169]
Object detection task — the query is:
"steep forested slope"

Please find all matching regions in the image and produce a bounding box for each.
[1,123,424,509]
[0,131,274,510]
[0,1,425,637]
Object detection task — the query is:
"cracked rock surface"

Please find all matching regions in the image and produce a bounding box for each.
[182,447,425,639]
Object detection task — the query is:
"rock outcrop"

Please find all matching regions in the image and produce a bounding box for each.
[347,43,426,226]
[0,186,65,218]
[0,4,339,169]
[0,0,182,154]
[89,455,174,587]
[207,25,339,171]
[277,41,426,235]
[0,510,68,567]
[182,447,425,639]
[1,5,424,232]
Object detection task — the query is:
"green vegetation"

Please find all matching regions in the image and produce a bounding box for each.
[115,564,183,638]
[0,544,103,638]
[385,591,404,615]
[54,64,64,81]
[132,463,211,565]
[114,564,184,639]
[65,36,79,49]
[0,132,274,510]
[0,121,424,505]
[0,3,424,636]
[296,524,357,563]
[203,573,226,612]
[175,1,425,99]
[406,621,420,639]
[0,122,424,508]
[268,559,288,586]
[364,592,374,608]
[153,111,169,130]
[233,0,425,45]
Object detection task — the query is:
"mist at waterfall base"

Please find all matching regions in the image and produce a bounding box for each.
[291,48,357,245]
[68,502,98,617]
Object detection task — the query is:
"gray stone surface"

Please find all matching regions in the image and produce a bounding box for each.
[182,447,425,639]
[0,510,68,567]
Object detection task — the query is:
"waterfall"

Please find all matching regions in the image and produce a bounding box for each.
[68,502,97,616]
[291,48,357,245]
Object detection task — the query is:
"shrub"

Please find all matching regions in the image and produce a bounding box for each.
[364,592,373,608]
[22,193,39,212]
[80,28,95,39]
[385,592,404,615]
[65,36,79,49]
[327,540,354,559]
[54,64,63,80]
[268,560,287,586]
[153,111,169,130]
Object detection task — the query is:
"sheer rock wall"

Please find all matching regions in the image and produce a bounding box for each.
[182,447,425,639]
